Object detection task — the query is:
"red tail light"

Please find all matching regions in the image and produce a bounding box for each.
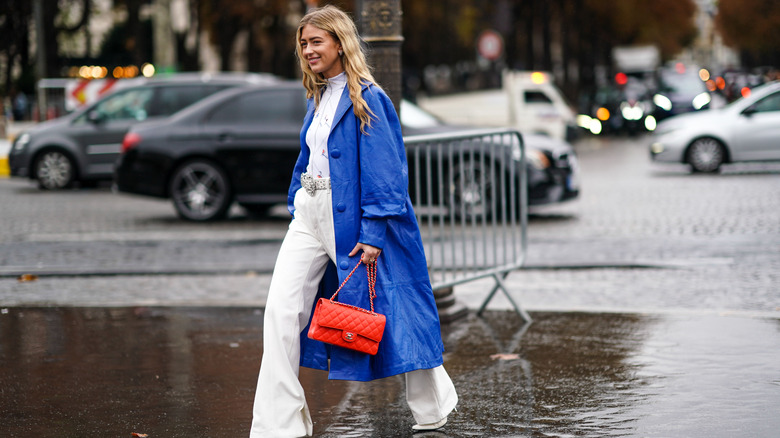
[121,132,141,153]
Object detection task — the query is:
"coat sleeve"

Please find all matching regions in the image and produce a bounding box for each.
[357,86,409,249]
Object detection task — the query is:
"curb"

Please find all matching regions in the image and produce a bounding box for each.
[0,139,10,177]
[0,260,688,279]
[1,266,273,278]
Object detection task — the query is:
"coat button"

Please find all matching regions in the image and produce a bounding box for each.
[336,203,346,212]
[330,149,341,158]
[339,261,349,270]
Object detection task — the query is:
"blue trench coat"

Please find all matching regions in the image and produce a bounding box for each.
[290,81,444,381]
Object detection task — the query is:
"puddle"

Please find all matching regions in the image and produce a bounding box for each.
[1,308,777,437]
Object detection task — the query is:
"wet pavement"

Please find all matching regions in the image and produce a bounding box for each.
[2,135,780,437]
[1,306,778,438]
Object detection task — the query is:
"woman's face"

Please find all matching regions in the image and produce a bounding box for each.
[300,24,344,79]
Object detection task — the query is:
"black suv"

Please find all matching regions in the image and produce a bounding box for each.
[9,72,277,189]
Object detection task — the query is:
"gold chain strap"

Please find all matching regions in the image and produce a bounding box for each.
[329,258,378,314]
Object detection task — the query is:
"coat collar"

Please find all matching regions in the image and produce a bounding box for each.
[327,80,372,133]
[303,80,372,135]
[329,84,353,133]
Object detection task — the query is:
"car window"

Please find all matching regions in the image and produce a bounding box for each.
[150,85,228,117]
[79,87,155,122]
[525,91,553,104]
[750,92,780,113]
[207,89,305,125]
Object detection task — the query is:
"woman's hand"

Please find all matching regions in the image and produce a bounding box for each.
[349,242,381,264]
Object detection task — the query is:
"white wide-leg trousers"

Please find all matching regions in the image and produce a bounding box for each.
[249,185,457,438]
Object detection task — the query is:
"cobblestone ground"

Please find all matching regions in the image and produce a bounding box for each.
[491,136,780,315]
[1,135,779,314]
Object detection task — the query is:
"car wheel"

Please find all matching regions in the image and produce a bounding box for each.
[169,160,232,221]
[687,137,725,173]
[449,159,496,219]
[35,150,76,190]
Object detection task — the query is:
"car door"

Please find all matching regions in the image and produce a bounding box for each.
[205,88,307,202]
[69,87,155,176]
[517,89,568,140]
[730,90,780,161]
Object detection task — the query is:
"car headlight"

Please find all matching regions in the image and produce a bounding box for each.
[577,114,593,129]
[589,118,603,135]
[653,94,673,112]
[692,92,711,110]
[620,102,644,120]
[13,132,31,151]
[645,115,657,131]
[526,149,551,170]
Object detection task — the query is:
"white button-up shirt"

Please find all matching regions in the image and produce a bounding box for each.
[306,72,347,179]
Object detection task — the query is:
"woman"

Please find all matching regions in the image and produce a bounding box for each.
[249,5,458,437]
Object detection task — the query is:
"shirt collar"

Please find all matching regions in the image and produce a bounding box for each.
[327,71,347,88]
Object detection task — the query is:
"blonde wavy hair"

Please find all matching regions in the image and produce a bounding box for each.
[295,5,377,134]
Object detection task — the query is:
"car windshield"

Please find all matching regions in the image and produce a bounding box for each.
[721,83,779,110]
[400,100,443,128]
[660,70,706,94]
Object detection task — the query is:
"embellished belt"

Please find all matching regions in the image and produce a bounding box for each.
[301,173,331,196]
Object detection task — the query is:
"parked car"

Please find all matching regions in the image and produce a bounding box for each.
[115,82,580,221]
[398,100,580,214]
[8,72,277,189]
[650,81,780,172]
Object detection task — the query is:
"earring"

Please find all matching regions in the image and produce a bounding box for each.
[338,49,343,56]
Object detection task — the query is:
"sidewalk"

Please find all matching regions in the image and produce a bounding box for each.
[1,306,777,437]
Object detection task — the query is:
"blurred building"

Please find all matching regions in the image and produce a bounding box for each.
[687,0,739,71]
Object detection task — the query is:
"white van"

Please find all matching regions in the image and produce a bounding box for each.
[417,70,577,141]
[504,71,577,140]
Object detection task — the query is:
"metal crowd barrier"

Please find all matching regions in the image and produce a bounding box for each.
[36,78,69,120]
[404,128,530,321]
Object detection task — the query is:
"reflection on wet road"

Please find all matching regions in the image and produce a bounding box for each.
[1,308,778,437]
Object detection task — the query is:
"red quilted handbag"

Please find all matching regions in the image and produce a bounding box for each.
[307,259,386,355]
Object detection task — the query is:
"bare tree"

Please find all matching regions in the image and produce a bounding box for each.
[0,0,33,93]
[716,0,780,67]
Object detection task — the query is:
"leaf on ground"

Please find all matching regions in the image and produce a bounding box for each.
[17,274,38,282]
[490,353,520,361]
[131,433,148,437]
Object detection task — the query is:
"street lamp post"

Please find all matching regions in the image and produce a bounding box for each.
[356,0,403,112]
[357,1,467,322]
[33,0,47,121]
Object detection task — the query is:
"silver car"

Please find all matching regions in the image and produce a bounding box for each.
[650,81,780,172]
